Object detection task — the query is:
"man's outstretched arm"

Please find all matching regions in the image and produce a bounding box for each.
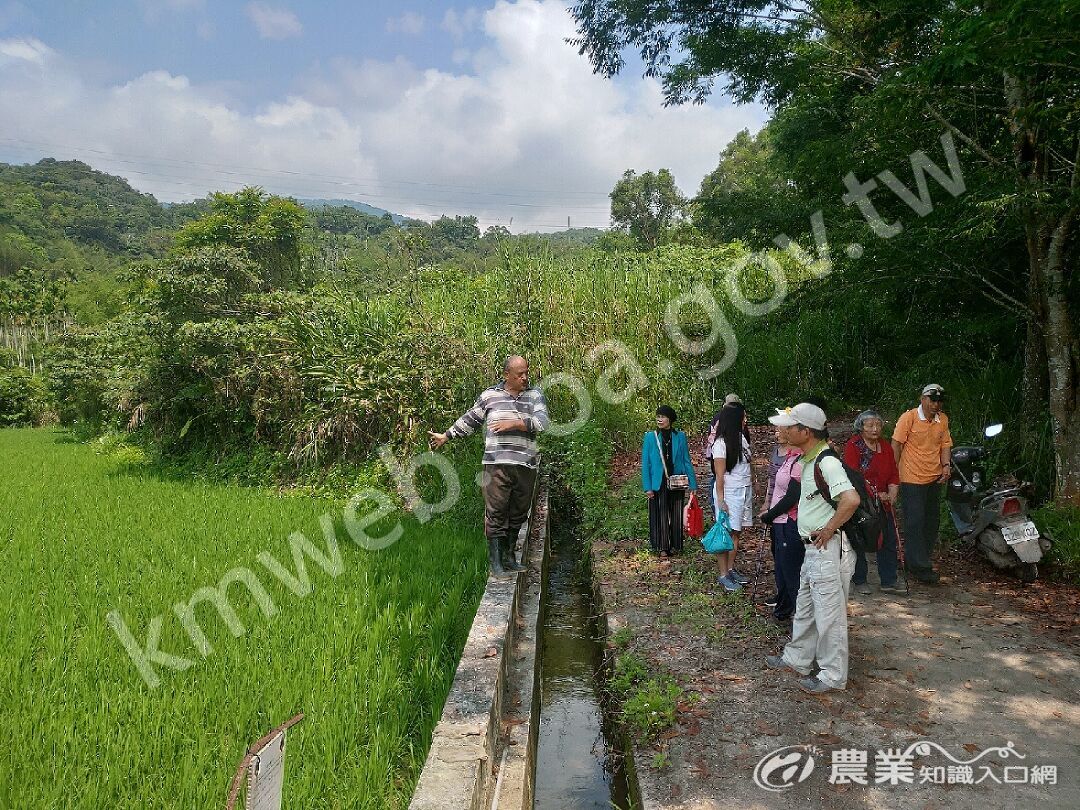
[430,395,485,448]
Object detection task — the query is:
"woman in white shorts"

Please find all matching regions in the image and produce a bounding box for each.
[712,403,753,592]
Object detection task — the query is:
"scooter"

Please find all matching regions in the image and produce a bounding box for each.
[946,424,1051,582]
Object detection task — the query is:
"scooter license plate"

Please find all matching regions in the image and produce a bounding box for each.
[1001,521,1039,546]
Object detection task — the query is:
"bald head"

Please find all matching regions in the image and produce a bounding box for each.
[503,355,529,394]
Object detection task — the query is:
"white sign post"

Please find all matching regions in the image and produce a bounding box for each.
[226,713,304,810]
[247,730,287,810]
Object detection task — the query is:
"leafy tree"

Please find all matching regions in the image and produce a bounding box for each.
[609,168,687,250]
[309,204,395,238]
[173,187,307,289]
[572,0,1080,504]
[483,225,512,242]
[694,128,807,248]
[430,215,481,251]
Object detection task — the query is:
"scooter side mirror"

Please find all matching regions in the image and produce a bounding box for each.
[984,423,1004,438]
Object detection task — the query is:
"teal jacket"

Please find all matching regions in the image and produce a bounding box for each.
[641,430,698,493]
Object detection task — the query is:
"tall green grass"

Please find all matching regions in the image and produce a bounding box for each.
[0,428,486,808]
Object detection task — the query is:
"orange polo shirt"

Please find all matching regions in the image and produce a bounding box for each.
[893,406,953,484]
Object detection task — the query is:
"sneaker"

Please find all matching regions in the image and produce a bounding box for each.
[853,581,873,596]
[915,571,941,585]
[797,676,837,694]
[718,573,742,593]
[729,568,750,585]
[764,595,779,608]
[765,655,795,672]
[879,583,902,594]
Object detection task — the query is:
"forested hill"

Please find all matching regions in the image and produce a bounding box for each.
[0,158,602,323]
[297,197,406,224]
[0,159,412,277]
[0,159,176,269]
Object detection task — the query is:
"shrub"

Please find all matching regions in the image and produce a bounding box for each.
[1032,504,1080,583]
[0,366,54,426]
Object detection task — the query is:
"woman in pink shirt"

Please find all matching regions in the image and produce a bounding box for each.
[757,425,803,622]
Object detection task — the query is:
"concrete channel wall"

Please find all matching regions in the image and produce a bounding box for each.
[409,477,547,810]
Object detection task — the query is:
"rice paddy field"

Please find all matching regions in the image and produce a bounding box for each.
[0,428,487,808]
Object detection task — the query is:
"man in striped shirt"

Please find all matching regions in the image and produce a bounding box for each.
[430,356,550,577]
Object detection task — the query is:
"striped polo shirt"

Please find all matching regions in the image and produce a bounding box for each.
[446,383,550,468]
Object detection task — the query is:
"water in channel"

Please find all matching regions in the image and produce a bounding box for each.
[533,502,631,810]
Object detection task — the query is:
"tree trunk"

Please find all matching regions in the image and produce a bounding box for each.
[1022,299,1048,416]
[1008,68,1079,505]
[1038,211,1079,504]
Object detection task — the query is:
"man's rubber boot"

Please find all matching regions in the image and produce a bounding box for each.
[488,537,507,578]
[500,535,525,573]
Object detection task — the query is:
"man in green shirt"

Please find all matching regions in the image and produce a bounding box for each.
[764,403,860,693]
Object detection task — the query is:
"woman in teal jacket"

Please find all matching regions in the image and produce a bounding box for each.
[642,405,698,556]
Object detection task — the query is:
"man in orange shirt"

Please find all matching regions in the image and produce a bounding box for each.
[892,384,953,584]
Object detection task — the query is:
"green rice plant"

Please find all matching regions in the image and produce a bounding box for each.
[0,428,487,809]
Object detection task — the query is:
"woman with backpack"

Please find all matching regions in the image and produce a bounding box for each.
[843,410,902,594]
[712,402,753,591]
[642,405,698,557]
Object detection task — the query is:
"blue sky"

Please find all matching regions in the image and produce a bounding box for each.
[0,1,767,230]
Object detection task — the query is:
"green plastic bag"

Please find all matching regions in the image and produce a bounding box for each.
[701,510,734,553]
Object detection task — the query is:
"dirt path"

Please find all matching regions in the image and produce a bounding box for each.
[592,427,1080,809]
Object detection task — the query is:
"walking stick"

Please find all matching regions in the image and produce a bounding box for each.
[888,502,910,594]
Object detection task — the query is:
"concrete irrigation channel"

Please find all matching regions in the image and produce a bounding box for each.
[409,474,638,810]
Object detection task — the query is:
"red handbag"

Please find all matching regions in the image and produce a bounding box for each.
[685,492,704,539]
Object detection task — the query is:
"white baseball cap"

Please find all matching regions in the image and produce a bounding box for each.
[768,403,827,431]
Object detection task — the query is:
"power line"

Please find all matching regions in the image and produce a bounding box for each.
[0,142,613,220]
[0,135,616,199]
[0,142,612,230]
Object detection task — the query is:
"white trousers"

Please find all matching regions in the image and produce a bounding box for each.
[781,533,855,689]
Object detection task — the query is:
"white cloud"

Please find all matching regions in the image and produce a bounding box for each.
[0,1,766,230]
[245,2,302,40]
[441,7,481,40]
[137,0,205,23]
[0,35,52,65]
[385,11,425,35]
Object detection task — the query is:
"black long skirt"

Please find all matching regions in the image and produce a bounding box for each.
[648,484,685,554]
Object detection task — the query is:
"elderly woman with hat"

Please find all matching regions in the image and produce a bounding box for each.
[843,410,902,593]
[642,405,698,557]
